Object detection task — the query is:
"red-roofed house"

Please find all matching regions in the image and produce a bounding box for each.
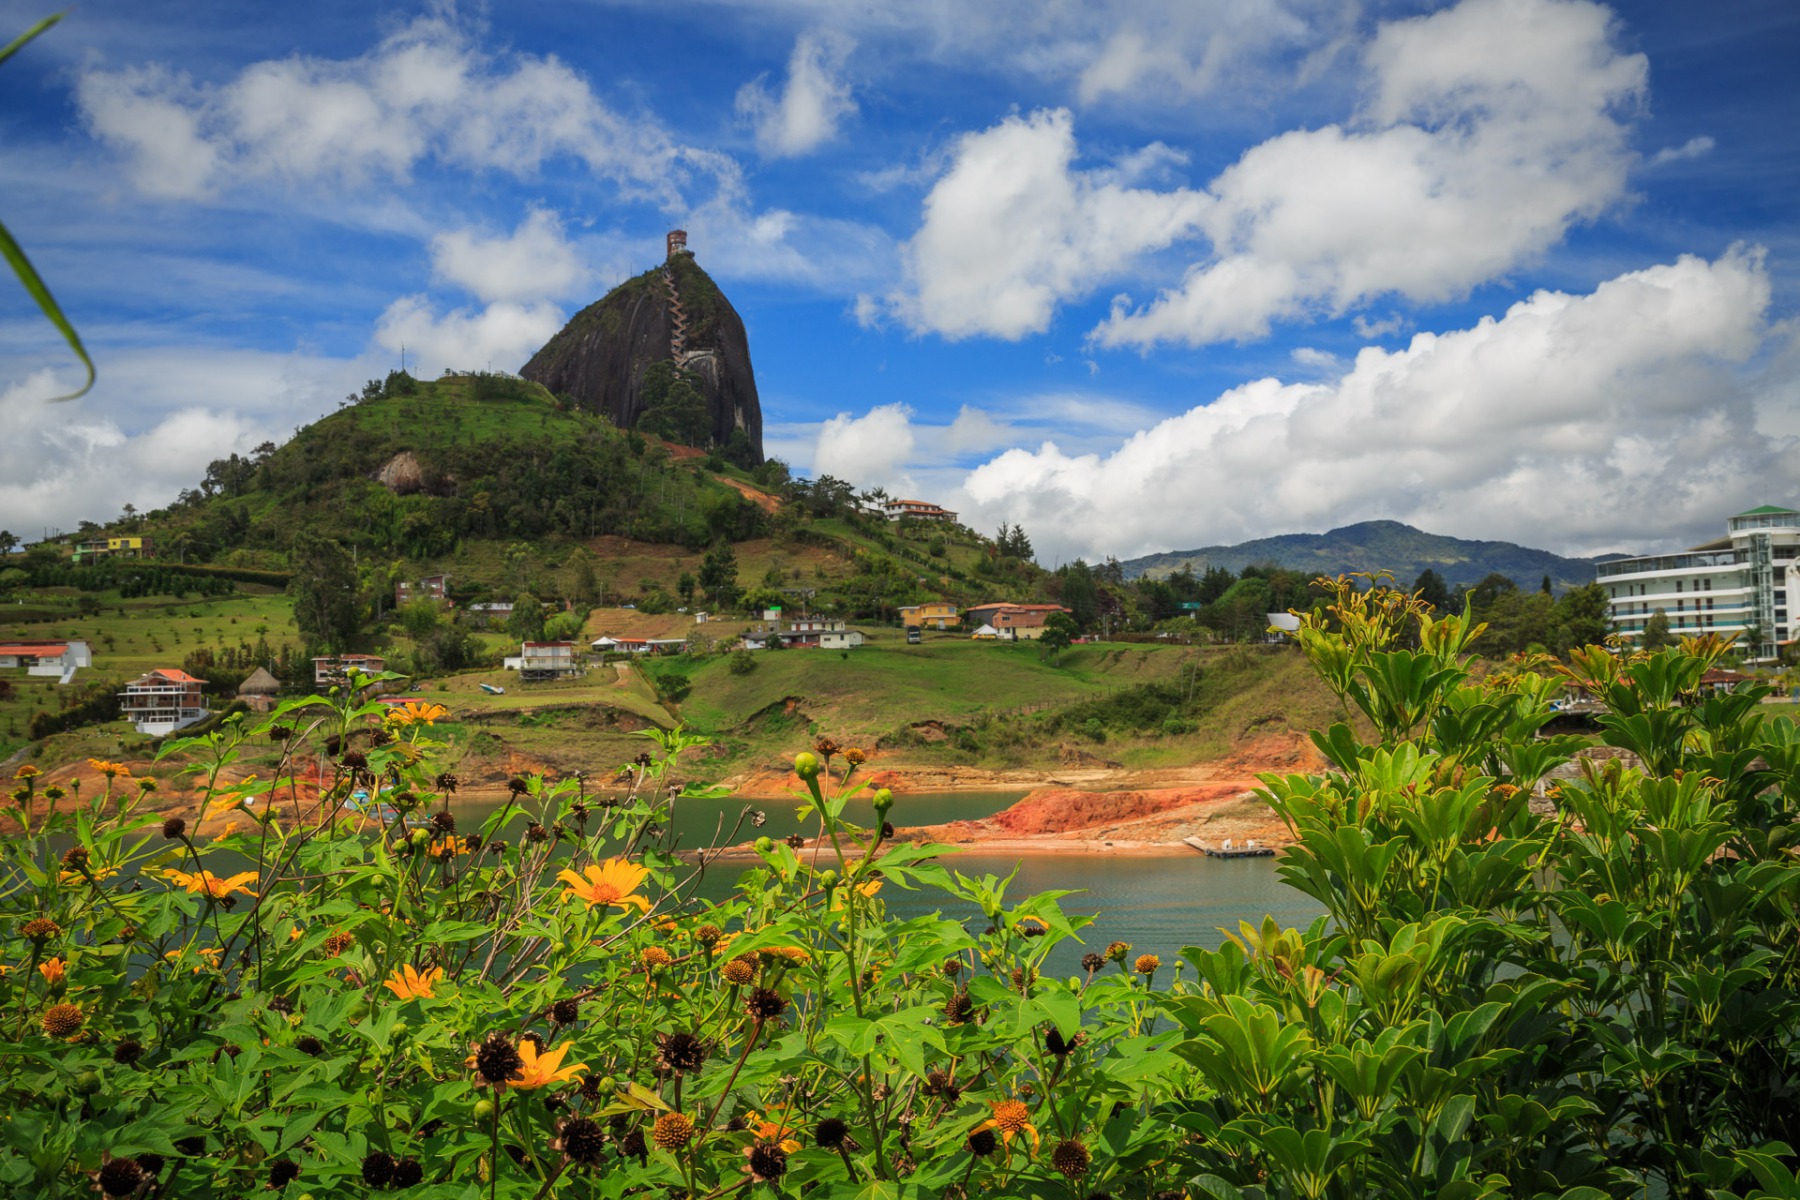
[120,668,208,735]
[882,498,958,523]
[0,639,92,683]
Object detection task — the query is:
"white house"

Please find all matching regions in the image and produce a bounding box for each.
[1601,504,1800,662]
[518,641,580,681]
[119,668,208,736]
[0,640,92,683]
[820,630,864,650]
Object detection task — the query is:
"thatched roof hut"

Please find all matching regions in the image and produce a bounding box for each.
[237,667,282,712]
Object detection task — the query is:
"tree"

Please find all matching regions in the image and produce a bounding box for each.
[1038,611,1078,663]
[568,551,598,605]
[1642,608,1674,650]
[288,532,361,651]
[698,542,740,609]
[1551,582,1611,655]
[0,530,16,557]
[676,572,696,607]
[507,593,546,642]
[637,362,712,448]
[1412,568,1451,612]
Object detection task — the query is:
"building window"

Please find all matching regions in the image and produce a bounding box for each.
[1676,580,1683,592]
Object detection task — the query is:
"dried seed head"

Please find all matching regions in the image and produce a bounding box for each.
[652,1112,695,1151]
[474,1032,524,1086]
[941,958,962,977]
[21,916,61,941]
[62,846,90,870]
[555,1115,607,1166]
[922,1070,961,1102]
[525,823,549,844]
[161,816,187,840]
[430,810,456,834]
[744,987,787,1022]
[360,1151,397,1188]
[435,772,459,794]
[550,998,580,1025]
[618,1129,648,1160]
[507,776,529,796]
[341,750,368,770]
[1045,1026,1080,1057]
[268,725,293,742]
[967,1128,998,1158]
[1081,952,1106,973]
[174,1136,206,1157]
[391,1157,423,1188]
[112,1038,145,1065]
[95,1156,146,1197]
[944,991,975,1025]
[296,1035,325,1056]
[784,833,804,849]
[268,1158,300,1188]
[813,1117,848,1148]
[1051,1138,1091,1178]
[133,1152,165,1178]
[746,1140,789,1183]
[41,1003,84,1037]
[813,736,839,760]
[656,1031,707,1075]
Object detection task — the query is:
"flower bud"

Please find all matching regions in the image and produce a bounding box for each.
[754,836,775,855]
[792,752,821,780]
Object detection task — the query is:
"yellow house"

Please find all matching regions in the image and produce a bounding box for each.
[73,535,152,562]
[898,602,960,630]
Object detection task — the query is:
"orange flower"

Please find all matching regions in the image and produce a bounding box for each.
[388,700,450,727]
[428,836,468,858]
[1134,954,1161,976]
[748,1108,803,1154]
[382,964,444,1000]
[86,759,130,780]
[14,765,39,779]
[975,1098,1040,1153]
[38,956,66,986]
[830,880,882,911]
[163,868,259,899]
[510,1040,588,1090]
[558,859,650,912]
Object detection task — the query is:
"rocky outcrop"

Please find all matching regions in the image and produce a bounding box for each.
[519,251,763,462]
[373,450,426,494]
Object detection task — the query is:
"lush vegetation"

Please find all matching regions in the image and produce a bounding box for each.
[8,581,1800,1196]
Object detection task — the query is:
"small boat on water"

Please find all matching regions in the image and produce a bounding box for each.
[1182,836,1276,859]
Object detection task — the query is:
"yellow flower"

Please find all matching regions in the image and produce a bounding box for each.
[388,700,451,726]
[86,759,130,780]
[641,946,674,969]
[428,836,468,858]
[510,1040,588,1090]
[976,1098,1040,1153]
[382,964,444,1001]
[558,858,650,912]
[59,864,119,886]
[163,868,260,899]
[38,957,66,986]
[14,765,40,779]
[830,879,882,911]
[1134,954,1161,976]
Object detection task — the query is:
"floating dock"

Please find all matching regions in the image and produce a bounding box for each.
[1182,837,1275,858]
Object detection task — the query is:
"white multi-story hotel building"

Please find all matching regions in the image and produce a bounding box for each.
[1599,505,1800,662]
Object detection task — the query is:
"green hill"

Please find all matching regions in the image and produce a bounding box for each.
[1121,519,1599,592]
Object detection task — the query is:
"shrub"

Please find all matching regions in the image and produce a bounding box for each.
[728,648,757,675]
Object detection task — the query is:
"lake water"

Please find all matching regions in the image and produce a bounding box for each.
[463,790,1326,975]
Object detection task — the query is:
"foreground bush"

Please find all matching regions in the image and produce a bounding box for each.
[4,578,1800,1198]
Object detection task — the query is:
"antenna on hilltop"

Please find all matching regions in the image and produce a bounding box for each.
[400,343,406,375]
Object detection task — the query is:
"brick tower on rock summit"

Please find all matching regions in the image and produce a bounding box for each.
[666,229,689,259]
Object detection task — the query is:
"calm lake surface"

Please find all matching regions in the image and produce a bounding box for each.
[462,790,1326,974]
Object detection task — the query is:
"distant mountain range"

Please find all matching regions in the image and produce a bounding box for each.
[1119,520,1606,592]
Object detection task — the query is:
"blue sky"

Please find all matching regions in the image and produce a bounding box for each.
[1,0,1797,564]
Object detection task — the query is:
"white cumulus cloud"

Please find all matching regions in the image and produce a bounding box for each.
[373,296,567,377]
[1097,0,1647,347]
[736,29,857,158]
[890,108,1210,339]
[855,248,1789,564]
[889,0,1648,348]
[429,209,590,305]
[75,12,687,202]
